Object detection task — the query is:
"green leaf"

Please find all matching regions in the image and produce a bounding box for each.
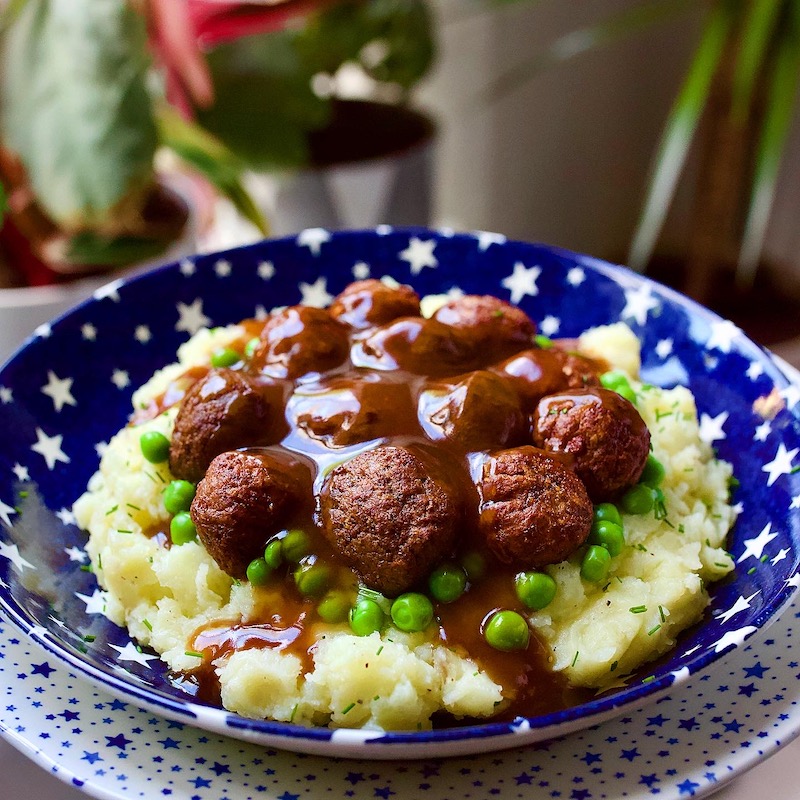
[0,0,157,230]
[0,0,31,35]
[736,2,800,289]
[65,231,171,268]
[156,106,268,236]
[627,1,736,271]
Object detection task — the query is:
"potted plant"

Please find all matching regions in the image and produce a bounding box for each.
[185,0,437,237]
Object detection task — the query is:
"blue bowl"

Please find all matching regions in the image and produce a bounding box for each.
[0,228,798,758]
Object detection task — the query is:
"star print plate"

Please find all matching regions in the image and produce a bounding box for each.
[0,228,799,760]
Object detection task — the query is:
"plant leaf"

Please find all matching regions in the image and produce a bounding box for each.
[65,231,172,268]
[156,105,269,236]
[0,0,157,231]
[0,0,31,35]
[627,0,735,271]
[736,2,800,289]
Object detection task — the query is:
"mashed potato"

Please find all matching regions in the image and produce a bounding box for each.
[73,320,735,730]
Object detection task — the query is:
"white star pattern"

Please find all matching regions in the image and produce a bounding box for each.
[566,267,585,287]
[473,231,506,251]
[732,501,744,515]
[352,262,370,280]
[56,507,76,526]
[299,277,334,308]
[76,588,109,615]
[791,494,800,510]
[64,546,87,563]
[297,228,331,256]
[179,259,196,276]
[399,237,438,275]
[786,572,800,589]
[698,411,728,444]
[780,385,800,410]
[257,261,275,280]
[0,541,35,572]
[762,443,798,486]
[716,592,759,624]
[737,522,778,563]
[0,498,15,527]
[0,386,12,403]
[655,339,673,359]
[11,463,29,481]
[93,279,123,302]
[254,305,269,320]
[771,548,790,565]
[670,667,690,684]
[501,262,540,304]
[621,285,659,326]
[111,370,130,390]
[35,323,52,339]
[540,316,560,336]
[214,259,232,277]
[81,323,97,341]
[41,371,77,412]
[711,626,757,654]
[31,428,70,470]
[746,361,764,380]
[375,224,392,235]
[109,642,160,667]
[134,325,152,344]
[175,299,211,335]
[754,421,771,442]
[706,319,740,353]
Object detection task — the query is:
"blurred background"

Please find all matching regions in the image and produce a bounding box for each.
[1,0,799,365]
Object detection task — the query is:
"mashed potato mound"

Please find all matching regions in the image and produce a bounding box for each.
[73,320,735,729]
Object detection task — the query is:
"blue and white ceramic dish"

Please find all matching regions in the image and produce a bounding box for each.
[0,228,798,760]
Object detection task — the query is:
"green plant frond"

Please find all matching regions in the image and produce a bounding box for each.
[481,0,696,102]
[627,0,736,272]
[0,0,31,35]
[156,105,268,237]
[730,0,783,122]
[736,2,800,289]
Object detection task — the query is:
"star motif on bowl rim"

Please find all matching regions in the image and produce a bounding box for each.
[0,541,35,572]
[175,299,211,335]
[501,262,540,304]
[399,237,438,275]
[41,371,77,413]
[81,323,97,341]
[257,261,275,280]
[736,522,778,563]
[11,463,29,481]
[299,277,334,308]
[621,285,659,326]
[761,442,798,486]
[297,228,331,256]
[31,428,70,470]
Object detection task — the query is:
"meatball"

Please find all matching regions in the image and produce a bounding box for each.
[493,348,603,411]
[478,446,593,567]
[319,445,463,595]
[418,370,527,451]
[330,279,420,330]
[169,369,289,483]
[250,306,350,379]
[290,375,420,447]
[433,295,536,360]
[191,450,314,578]
[351,317,473,376]
[533,387,650,501]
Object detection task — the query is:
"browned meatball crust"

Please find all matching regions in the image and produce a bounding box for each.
[251,306,350,379]
[329,279,420,329]
[478,446,593,567]
[494,348,603,411]
[169,369,288,483]
[418,370,527,451]
[191,450,314,578]
[433,295,536,359]
[533,387,650,501]
[319,445,463,595]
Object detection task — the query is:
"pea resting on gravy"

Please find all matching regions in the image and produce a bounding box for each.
[74,282,735,731]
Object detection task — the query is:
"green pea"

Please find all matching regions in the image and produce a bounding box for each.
[589,520,625,557]
[600,370,636,405]
[621,484,655,515]
[246,557,272,586]
[461,551,486,582]
[515,571,557,610]
[349,598,385,636]
[294,561,331,598]
[483,610,530,652]
[264,538,284,569]
[390,593,434,632]
[317,590,351,624]
[640,454,666,488]
[140,431,170,464]
[163,480,195,514]
[244,337,260,360]
[534,334,554,349]
[170,511,197,545]
[282,529,311,563]
[581,544,611,583]
[428,563,467,603]
[210,347,240,368]
[593,502,623,528]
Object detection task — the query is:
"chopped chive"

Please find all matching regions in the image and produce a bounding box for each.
[143,619,153,631]
[289,703,298,723]
[678,524,685,533]
[658,606,666,623]
[144,471,159,484]
[116,529,133,534]
[629,605,647,614]
[18,490,28,498]
[126,503,141,511]
[642,675,656,684]
[185,650,203,658]
[648,625,661,636]
[83,634,96,642]
[748,566,757,575]
[376,645,384,656]
[80,564,93,572]
[610,660,618,672]
[105,505,119,516]
[760,555,769,563]
[715,562,730,568]
[373,695,380,701]
[98,554,102,570]
[572,651,579,667]
[341,702,356,715]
